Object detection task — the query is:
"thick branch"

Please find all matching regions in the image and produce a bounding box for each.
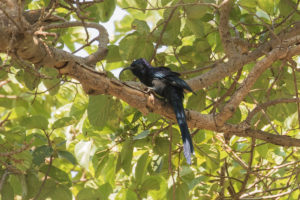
[1,4,300,148]
[218,0,236,56]
[43,21,109,65]
[216,46,288,125]
[52,61,300,147]
[187,22,300,92]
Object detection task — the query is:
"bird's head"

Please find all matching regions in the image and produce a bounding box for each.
[119,58,151,78]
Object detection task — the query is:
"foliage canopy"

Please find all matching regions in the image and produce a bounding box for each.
[1,0,300,199]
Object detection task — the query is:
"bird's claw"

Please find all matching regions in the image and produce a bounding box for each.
[144,87,155,94]
[144,87,155,105]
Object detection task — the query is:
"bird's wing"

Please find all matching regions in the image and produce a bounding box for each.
[152,68,194,93]
[165,76,194,92]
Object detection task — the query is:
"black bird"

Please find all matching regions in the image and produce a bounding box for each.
[120,58,194,164]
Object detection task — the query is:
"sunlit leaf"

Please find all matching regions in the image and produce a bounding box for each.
[135,151,150,184]
[74,140,93,170]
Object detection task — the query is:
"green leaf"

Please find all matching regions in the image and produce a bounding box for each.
[74,140,93,170]
[106,45,122,63]
[153,10,181,45]
[41,67,60,95]
[23,70,40,90]
[153,137,169,155]
[161,0,172,6]
[76,188,101,200]
[239,0,257,9]
[1,181,14,200]
[255,143,269,159]
[185,5,208,20]
[13,151,33,171]
[58,150,77,165]
[119,32,154,61]
[135,151,149,184]
[52,117,77,129]
[119,139,133,175]
[87,95,123,130]
[134,0,147,9]
[185,19,205,37]
[279,0,296,17]
[76,185,113,200]
[126,190,138,200]
[20,115,48,129]
[227,107,242,124]
[258,0,278,15]
[100,155,116,183]
[133,130,150,140]
[40,165,71,184]
[141,176,160,191]
[97,0,116,22]
[7,174,23,197]
[131,111,142,123]
[38,179,72,200]
[0,98,13,108]
[98,183,113,200]
[197,144,220,172]
[32,145,53,166]
[146,112,161,122]
[94,154,109,177]
[0,67,8,79]
[25,171,40,199]
[187,90,206,112]
[70,95,87,120]
[132,19,150,35]
[167,182,189,200]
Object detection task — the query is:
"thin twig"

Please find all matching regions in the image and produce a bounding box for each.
[149,3,179,62]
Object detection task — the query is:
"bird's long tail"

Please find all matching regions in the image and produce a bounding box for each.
[170,94,194,164]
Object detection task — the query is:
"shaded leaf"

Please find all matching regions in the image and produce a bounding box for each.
[20,115,48,130]
[141,176,161,191]
[133,130,150,140]
[1,181,14,200]
[106,45,122,63]
[97,0,116,22]
[32,145,53,166]
[52,117,77,129]
[132,19,150,35]
[119,32,154,61]
[87,95,123,130]
[38,179,72,200]
[58,150,77,165]
[76,184,112,200]
[40,165,71,184]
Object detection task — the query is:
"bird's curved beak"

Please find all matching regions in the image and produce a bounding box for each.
[119,66,132,78]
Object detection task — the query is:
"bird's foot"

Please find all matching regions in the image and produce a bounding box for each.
[144,87,155,94]
[144,87,156,105]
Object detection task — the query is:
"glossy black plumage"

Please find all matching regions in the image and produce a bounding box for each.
[121,58,194,164]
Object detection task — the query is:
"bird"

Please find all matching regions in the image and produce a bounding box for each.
[120,58,194,164]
